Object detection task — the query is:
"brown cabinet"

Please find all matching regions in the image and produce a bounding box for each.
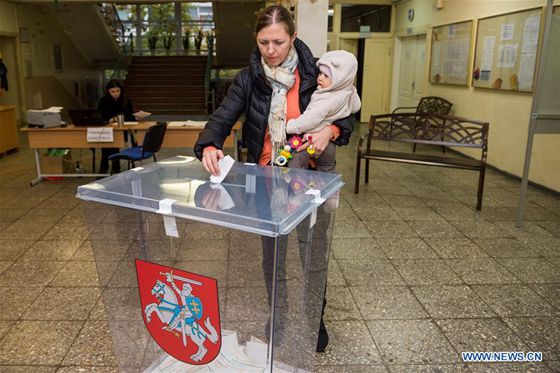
[0,105,18,154]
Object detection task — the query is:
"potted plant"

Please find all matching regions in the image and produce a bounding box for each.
[194,29,204,51]
[182,29,191,52]
[162,31,174,54]
[147,31,159,55]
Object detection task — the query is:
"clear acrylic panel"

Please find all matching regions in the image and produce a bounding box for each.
[77,157,342,372]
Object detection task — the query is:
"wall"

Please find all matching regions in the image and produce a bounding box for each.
[17,3,102,111]
[0,1,18,35]
[395,0,560,192]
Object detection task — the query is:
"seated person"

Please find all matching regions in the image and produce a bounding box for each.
[97,79,135,174]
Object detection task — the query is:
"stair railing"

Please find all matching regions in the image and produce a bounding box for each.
[205,33,214,114]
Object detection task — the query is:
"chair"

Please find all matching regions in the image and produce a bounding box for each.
[392,96,453,152]
[108,122,167,173]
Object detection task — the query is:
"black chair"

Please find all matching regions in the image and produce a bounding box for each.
[392,96,453,153]
[108,122,167,173]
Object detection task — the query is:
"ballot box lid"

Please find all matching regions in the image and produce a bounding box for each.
[77,156,343,236]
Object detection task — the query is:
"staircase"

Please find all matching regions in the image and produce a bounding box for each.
[125,56,208,115]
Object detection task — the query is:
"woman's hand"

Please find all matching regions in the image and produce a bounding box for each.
[202,147,224,176]
[296,126,334,155]
[201,187,222,210]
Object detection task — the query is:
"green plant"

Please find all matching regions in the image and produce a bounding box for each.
[194,29,203,50]
[162,32,174,49]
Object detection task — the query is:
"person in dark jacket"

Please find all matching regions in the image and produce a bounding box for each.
[97,79,135,174]
[194,6,355,353]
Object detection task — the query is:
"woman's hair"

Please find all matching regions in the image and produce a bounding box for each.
[255,5,295,37]
[105,79,127,105]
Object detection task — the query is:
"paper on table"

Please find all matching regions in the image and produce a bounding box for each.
[209,155,235,184]
[28,106,63,113]
[167,120,207,128]
[133,110,151,120]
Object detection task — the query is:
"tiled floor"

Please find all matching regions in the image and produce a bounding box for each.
[0,124,559,372]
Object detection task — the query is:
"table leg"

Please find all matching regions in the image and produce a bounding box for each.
[30,149,43,186]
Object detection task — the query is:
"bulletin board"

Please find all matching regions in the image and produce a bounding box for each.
[429,20,473,86]
[472,8,542,92]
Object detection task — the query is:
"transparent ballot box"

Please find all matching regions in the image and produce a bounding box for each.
[77,156,343,372]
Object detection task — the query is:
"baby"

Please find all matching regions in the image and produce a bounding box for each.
[286,50,361,172]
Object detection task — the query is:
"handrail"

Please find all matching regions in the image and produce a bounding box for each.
[98,3,132,80]
[205,33,214,113]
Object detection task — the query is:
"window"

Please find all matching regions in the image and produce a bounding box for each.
[340,4,391,33]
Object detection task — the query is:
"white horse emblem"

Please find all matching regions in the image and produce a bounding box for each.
[144,271,219,363]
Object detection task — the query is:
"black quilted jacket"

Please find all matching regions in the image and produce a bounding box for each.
[194,38,355,163]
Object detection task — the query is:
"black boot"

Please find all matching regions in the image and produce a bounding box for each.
[316,318,329,352]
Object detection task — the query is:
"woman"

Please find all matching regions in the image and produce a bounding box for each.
[97,79,135,174]
[194,5,355,352]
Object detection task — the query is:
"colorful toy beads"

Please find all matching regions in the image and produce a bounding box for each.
[275,135,303,166]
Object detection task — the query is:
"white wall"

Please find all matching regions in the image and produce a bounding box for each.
[394,0,560,192]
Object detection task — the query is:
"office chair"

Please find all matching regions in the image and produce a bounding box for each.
[108,122,167,174]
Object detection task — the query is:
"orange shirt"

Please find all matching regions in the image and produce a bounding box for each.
[258,70,302,166]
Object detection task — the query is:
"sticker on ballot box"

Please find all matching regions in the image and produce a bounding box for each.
[136,259,221,365]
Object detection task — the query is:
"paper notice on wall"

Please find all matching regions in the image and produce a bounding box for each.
[523,14,540,40]
[518,53,536,90]
[481,36,496,70]
[501,23,515,40]
[521,14,541,54]
[446,39,470,80]
[448,24,457,38]
[497,44,517,68]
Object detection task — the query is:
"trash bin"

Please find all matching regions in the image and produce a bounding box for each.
[76,156,343,372]
[41,148,73,174]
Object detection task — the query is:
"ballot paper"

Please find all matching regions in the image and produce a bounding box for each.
[143,330,308,372]
[209,155,235,184]
[209,183,235,210]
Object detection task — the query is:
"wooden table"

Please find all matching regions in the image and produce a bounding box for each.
[21,121,240,186]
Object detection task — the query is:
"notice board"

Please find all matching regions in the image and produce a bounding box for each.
[473,8,543,92]
[430,20,473,86]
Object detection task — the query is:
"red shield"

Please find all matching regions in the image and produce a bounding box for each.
[135,259,221,365]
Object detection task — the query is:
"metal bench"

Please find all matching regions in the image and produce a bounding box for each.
[355,112,489,210]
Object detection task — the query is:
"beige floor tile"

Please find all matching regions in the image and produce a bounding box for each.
[63,320,118,366]
[0,320,82,365]
[22,287,101,320]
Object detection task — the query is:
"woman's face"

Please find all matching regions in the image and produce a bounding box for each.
[108,87,121,100]
[256,23,296,67]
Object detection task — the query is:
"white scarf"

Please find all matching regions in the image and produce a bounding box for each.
[261,46,299,164]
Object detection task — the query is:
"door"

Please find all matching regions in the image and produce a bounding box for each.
[0,37,22,122]
[360,37,393,122]
[397,34,426,108]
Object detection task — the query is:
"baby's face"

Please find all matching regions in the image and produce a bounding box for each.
[317,72,332,89]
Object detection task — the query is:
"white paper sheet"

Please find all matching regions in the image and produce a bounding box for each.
[481,36,496,70]
[209,155,235,184]
[501,23,515,40]
[497,44,517,68]
[167,121,207,128]
[28,106,63,113]
[518,52,536,90]
[87,127,114,142]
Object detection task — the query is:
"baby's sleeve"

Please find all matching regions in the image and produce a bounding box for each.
[286,97,331,134]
